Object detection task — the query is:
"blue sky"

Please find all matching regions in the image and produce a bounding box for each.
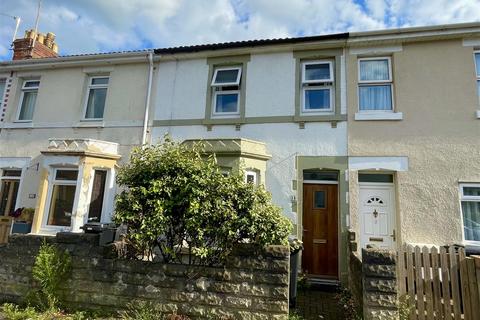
[1,0,480,60]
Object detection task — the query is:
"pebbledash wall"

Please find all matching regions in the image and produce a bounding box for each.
[0,233,290,319]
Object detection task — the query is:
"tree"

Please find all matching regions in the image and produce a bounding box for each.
[114,136,291,266]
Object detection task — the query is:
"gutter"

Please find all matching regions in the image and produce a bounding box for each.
[141,51,154,146]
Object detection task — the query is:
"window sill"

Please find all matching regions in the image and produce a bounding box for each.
[354,112,403,121]
[74,120,105,128]
[3,122,34,129]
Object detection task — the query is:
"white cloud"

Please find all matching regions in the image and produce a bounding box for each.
[0,0,479,60]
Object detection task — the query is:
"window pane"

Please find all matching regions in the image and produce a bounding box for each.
[215,93,239,113]
[88,170,107,223]
[358,174,393,183]
[360,59,390,81]
[2,170,21,177]
[55,170,78,181]
[0,180,19,216]
[303,170,338,181]
[304,88,330,110]
[91,77,109,85]
[214,69,239,85]
[24,81,40,88]
[477,80,480,103]
[47,184,75,226]
[19,90,37,120]
[462,201,480,241]
[475,53,480,77]
[359,85,392,111]
[0,80,5,101]
[304,63,331,81]
[464,187,480,196]
[314,191,326,209]
[85,88,107,119]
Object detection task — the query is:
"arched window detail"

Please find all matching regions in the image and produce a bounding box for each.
[366,196,384,205]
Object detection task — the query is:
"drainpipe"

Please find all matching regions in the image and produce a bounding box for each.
[141,51,154,146]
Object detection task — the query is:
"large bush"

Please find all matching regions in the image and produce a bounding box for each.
[114,137,292,265]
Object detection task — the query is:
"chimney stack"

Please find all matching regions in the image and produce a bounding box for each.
[12,29,59,60]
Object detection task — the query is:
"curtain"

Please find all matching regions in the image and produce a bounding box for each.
[85,88,107,119]
[462,201,480,241]
[359,85,392,110]
[360,59,389,81]
[19,91,37,120]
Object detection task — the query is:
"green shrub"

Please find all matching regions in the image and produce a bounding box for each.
[335,287,362,320]
[31,240,71,310]
[1,303,37,320]
[114,136,292,265]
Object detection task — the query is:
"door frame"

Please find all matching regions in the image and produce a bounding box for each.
[358,181,397,250]
[302,180,340,280]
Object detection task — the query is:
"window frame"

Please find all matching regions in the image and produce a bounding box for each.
[16,79,40,122]
[210,66,242,118]
[357,57,394,113]
[212,90,241,117]
[211,67,242,87]
[82,75,110,121]
[301,60,334,84]
[474,51,480,105]
[0,168,22,216]
[459,183,480,245]
[300,60,335,114]
[245,170,259,185]
[0,78,6,103]
[42,167,79,230]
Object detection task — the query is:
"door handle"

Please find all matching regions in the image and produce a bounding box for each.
[303,229,308,232]
[390,229,396,241]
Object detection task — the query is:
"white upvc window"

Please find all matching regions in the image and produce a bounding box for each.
[0,79,6,103]
[44,168,79,229]
[245,170,258,185]
[17,80,40,121]
[459,183,480,244]
[358,57,393,112]
[301,60,334,113]
[474,52,480,105]
[211,67,241,117]
[83,76,109,120]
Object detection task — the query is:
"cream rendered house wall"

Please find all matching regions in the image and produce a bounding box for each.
[347,39,480,245]
[0,60,156,215]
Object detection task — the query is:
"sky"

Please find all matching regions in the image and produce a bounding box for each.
[0,0,480,60]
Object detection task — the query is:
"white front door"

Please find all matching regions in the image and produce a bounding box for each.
[359,183,396,250]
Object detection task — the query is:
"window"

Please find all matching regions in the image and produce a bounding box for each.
[84,76,109,119]
[301,61,334,113]
[460,184,480,243]
[211,67,241,116]
[46,169,78,227]
[245,170,258,185]
[474,52,480,104]
[87,170,107,223]
[0,79,6,102]
[358,57,393,111]
[17,80,40,121]
[0,169,21,216]
[314,191,326,208]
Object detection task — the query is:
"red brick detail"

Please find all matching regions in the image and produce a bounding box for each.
[13,38,58,60]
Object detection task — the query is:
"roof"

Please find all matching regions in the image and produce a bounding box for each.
[153,32,349,54]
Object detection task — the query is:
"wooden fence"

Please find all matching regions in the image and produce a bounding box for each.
[398,244,480,320]
[0,216,12,244]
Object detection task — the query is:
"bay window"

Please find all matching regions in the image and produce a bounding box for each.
[46,169,78,227]
[460,184,480,243]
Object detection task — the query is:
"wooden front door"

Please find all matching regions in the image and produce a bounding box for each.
[302,183,338,278]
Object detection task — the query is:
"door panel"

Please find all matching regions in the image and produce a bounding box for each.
[359,184,395,250]
[302,184,338,278]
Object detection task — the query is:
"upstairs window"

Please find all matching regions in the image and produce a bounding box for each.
[211,67,241,116]
[358,57,393,112]
[84,76,109,120]
[18,80,40,121]
[474,52,480,103]
[460,184,480,243]
[301,61,334,113]
[0,79,6,103]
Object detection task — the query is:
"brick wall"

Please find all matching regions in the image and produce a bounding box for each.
[0,233,290,319]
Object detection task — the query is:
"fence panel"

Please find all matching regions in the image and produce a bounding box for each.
[398,245,480,320]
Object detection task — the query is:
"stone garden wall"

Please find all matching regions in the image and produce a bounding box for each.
[0,233,290,319]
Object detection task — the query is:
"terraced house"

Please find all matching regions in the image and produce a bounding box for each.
[1,22,480,286]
